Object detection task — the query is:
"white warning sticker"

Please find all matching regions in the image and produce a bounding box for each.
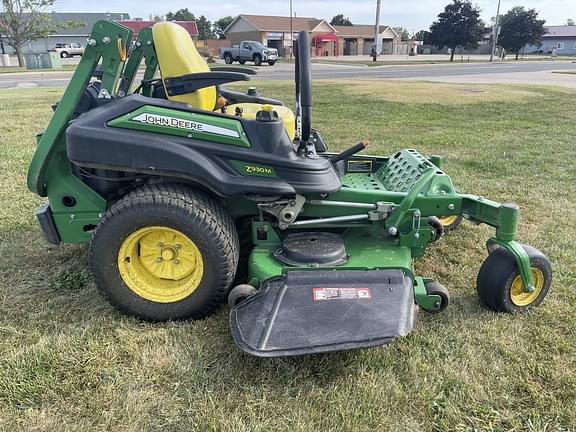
[312,287,372,301]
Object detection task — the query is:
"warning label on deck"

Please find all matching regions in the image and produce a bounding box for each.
[312,287,372,301]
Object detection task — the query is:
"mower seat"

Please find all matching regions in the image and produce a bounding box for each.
[152,22,295,140]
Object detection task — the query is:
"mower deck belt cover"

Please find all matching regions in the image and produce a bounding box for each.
[230,270,417,357]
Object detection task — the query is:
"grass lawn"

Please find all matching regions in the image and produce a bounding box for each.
[1,81,575,431]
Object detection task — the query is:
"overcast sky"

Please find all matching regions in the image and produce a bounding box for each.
[52,0,575,31]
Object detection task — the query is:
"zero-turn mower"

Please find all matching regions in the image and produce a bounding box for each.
[27,21,552,357]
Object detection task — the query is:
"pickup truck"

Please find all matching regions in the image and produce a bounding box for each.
[52,43,84,58]
[219,41,279,66]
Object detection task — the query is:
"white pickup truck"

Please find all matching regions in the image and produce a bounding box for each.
[52,43,84,58]
[219,41,279,66]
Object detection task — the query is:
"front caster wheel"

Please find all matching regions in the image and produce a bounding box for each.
[477,245,552,313]
[423,280,450,314]
[228,284,257,307]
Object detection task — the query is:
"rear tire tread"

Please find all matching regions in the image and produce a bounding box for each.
[90,183,239,320]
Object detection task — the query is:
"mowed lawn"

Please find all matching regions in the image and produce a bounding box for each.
[1,80,575,431]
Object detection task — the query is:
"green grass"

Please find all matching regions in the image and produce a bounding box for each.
[1,81,576,431]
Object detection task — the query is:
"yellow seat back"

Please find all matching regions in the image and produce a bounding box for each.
[152,22,216,111]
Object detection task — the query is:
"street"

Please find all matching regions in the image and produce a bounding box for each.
[1,60,575,89]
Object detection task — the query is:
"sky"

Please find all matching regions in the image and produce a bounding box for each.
[52,0,575,31]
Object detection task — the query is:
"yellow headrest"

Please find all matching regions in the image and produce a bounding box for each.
[152,22,216,111]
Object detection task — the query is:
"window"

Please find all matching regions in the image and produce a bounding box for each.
[557,42,565,50]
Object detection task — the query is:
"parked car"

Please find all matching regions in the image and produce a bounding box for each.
[52,43,84,58]
[219,41,278,66]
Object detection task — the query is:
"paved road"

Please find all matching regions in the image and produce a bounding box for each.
[1,61,575,89]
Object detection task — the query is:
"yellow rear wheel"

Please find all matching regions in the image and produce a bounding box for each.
[118,226,204,303]
[89,184,239,321]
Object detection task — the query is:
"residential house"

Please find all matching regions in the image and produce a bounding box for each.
[526,25,576,55]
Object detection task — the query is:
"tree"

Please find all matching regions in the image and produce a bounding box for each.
[0,0,81,66]
[498,7,546,60]
[428,0,484,61]
[195,15,214,39]
[166,8,214,39]
[330,14,352,26]
[165,8,194,21]
[393,27,410,41]
[414,30,431,44]
[213,15,233,40]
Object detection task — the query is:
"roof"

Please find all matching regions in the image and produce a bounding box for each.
[47,12,130,36]
[543,25,576,38]
[119,20,198,36]
[227,14,335,33]
[333,25,397,38]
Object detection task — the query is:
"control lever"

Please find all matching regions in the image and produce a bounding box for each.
[330,141,368,164]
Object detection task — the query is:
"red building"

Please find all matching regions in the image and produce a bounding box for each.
[119,20,198,39]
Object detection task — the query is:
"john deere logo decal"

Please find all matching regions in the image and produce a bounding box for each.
[132,113,240,138]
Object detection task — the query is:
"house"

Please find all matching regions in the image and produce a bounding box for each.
[224,14,338,57]
[526,25,576,55]
[119,20,198,39]
[2,12,131,53]
[334,25,400,55]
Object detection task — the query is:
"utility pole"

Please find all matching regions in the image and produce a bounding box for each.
[490,0,501,62]
[289,0,293,58]
[373,0,382,61]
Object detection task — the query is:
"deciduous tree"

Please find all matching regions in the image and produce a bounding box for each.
[429,0,484,61]
[166,8,214,39]
[330,14,352,26]
[213,16,233,40]
[0,0,80,66]
[498,7,546,60]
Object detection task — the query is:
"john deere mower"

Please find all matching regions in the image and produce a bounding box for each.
[28,21,552,357]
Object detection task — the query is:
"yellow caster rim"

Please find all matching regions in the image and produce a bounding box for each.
[118,226,204,303]
[510,268,545,307]
[438,215,459,227]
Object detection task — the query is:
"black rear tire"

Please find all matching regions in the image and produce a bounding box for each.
[476,244,552,313]
[253,54,262,66]
[89,183,239,321]
[224,54,233,64]
[238,59,246,65]
[268,60,276,66]
[60,51,69,58]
